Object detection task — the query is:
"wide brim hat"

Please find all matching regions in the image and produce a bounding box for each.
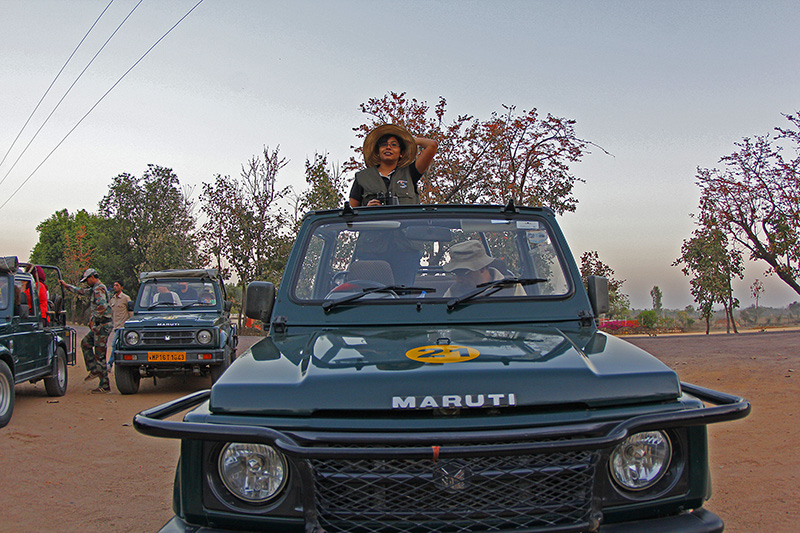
[363,124,417,168]
[443,240,495,272]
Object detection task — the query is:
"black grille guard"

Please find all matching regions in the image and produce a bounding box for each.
[133,382,749,459]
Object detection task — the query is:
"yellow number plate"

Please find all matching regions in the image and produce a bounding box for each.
[148,352,187,362]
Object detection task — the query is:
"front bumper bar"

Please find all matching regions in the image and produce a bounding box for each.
[115,348,226,367]
[133,382,749,459]
[156,507,725,533]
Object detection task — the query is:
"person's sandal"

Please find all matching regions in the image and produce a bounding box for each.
[90,387,110,394]
[84,372,99,382]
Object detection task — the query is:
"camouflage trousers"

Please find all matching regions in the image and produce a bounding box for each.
[82,322,113,389]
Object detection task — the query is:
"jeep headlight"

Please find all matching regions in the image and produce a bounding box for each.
[196,329,213,344]
[610,431,672,491]
[124,330,141,345]
[219,443,288,503]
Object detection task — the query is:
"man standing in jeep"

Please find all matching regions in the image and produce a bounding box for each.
[60,268,113,394]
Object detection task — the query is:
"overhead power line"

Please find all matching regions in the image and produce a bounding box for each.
[0,0,114,170]
[0,0,205,213]
[0,0,143,189]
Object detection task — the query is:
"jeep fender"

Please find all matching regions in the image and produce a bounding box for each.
[0,349,12,375]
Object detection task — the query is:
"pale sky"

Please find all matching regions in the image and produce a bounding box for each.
[1,0,798,309]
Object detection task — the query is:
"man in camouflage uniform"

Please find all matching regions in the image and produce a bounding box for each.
[60,268,113,393]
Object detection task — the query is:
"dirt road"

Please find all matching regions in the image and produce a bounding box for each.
[0,329,797,532]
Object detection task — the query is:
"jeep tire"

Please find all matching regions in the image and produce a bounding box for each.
[0,360,14,428]
[115,365,141,395]
[43,347,68,397]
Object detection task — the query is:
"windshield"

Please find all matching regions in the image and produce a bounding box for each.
[292,214,570,303]
[0,274,10,311]
[137,280,219,309]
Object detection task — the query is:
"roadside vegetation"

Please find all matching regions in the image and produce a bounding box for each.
[25,95,799,333]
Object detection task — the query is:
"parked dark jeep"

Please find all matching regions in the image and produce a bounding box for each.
[0,256,76,428]
[135,204,749,532]
[114,269,237,394]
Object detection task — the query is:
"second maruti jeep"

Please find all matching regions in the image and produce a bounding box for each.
[114,269,237,394]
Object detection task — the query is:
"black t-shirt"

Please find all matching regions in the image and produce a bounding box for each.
[349,164,423,203]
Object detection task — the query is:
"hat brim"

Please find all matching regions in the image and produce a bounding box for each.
[79,275,90,282]
[443,254,495,273]
[363,124,417,168]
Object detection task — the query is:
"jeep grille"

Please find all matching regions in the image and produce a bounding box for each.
[140,330,198,346]
[311,450,599,532]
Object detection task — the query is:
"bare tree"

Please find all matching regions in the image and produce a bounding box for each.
[200,147,291,329]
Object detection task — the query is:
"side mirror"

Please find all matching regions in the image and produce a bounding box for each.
[224,300,232,312]
[586,275,609,316]
[127,301,134,311]
[245,281,275,324]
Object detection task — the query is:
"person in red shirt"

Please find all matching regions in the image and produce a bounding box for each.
[32,265,49,325]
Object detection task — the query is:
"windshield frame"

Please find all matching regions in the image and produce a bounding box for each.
[135,278,222,312]
[287,211,574,307]
[0,273,11,314]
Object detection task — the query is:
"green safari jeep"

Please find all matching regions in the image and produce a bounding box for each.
[114,269,237,394]
[135,203,749,532]
[0,256,76,428]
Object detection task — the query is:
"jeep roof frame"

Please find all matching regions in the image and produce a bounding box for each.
[139,269,220,281]
[0,256,19,274]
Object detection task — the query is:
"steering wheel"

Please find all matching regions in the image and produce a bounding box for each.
[331,271,348,286]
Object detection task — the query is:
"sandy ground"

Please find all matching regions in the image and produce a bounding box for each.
[0,328,797,532]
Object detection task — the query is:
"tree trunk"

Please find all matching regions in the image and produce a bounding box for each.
[238,281,245,332]
[730,300,739,333]
[724,303,731,334]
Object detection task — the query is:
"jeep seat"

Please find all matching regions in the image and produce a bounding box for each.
[347,260,395,286]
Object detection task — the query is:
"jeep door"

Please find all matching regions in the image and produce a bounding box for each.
[11,278,49,376]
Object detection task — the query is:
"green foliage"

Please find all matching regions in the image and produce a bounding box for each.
[674,223,744,334]
[98,165,202,291]
[638,309,658,329]
[675,310,694,329]
[650,286,663,315]
[579,250,631,319]
[30,209,101,273]
[298,152,348,215]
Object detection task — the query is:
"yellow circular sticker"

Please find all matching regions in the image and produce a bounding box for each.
[406,345,480,364]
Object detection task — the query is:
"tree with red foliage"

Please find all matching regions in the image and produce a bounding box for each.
[346,92,600,213]
[696,112,800,296]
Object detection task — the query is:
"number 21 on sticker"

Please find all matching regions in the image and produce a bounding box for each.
[405,345,480,363]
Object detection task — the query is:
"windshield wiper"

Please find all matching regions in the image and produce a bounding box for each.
[322,285,434,312]
[147,301,177,310]
[181,302,210,309]
[446,278,548,310]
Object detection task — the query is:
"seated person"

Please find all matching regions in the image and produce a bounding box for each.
[20,279,36,316]
[443,240,526,298]
[176,281,198,301]
[198,291,215,305]
[151,284,182,305]
[14,281,30,318]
